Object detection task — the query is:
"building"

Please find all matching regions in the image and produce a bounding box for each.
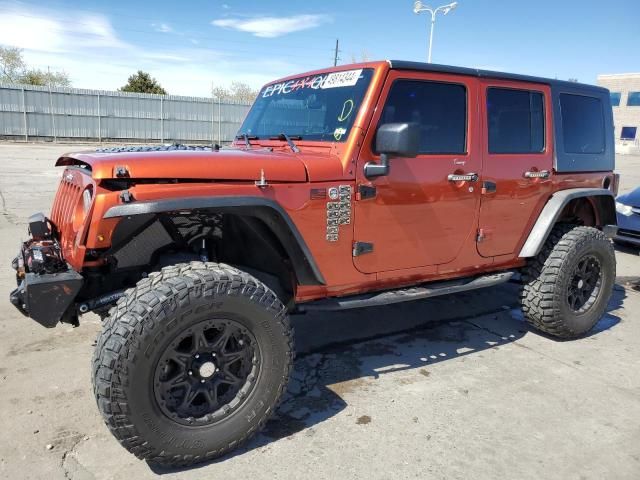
[597,73,640,154]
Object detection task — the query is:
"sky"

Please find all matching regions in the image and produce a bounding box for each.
[0,0,638,97]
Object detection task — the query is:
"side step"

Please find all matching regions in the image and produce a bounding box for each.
[298,271,515,312]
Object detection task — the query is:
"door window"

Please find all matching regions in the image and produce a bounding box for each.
[487,88,545,154]
[378,80,467,154]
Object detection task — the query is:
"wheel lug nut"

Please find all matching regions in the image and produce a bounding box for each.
[212,352,216,357]
[195,354,200,359]
[200,379,205,383]
[188,370,193,375]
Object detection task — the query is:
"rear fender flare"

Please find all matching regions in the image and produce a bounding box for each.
[519,188,616,258]
[104,196,325,285]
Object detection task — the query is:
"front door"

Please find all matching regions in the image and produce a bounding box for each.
[476,80,554,257]
[353,70,482,274]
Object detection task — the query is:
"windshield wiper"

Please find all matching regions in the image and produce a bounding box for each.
[236,133,258,149]
[269,133,301,153]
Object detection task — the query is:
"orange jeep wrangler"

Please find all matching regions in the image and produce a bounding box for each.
[10,61,618,466]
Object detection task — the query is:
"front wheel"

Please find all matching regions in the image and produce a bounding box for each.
[520,225,616,339]
[92,262,293,467]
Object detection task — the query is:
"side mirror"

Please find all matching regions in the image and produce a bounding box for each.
[365,122,420,178]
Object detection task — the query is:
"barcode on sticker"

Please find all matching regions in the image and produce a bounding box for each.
[321,69,363,89]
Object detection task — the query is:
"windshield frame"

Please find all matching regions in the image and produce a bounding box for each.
[238,67,375,144]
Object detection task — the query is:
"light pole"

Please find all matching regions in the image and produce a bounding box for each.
[413,1,458,63]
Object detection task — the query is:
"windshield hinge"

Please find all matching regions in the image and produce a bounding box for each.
[255,169,268,188]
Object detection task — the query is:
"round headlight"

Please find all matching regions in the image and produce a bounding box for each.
[82,188,93,213]
[615,201,633,216]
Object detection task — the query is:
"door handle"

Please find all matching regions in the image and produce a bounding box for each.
[448,173,478,182]
[523,170,550,179]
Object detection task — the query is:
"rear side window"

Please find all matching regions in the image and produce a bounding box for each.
[559,94,605,154]
[379,80,466,154]
[487,88,545,154]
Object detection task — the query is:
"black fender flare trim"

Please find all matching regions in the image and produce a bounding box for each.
[519,188,616,258]
[104,196,326,285]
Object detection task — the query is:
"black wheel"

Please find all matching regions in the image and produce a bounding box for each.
[521,225,616,339]
[92,262,293,467]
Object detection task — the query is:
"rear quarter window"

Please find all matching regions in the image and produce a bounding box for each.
[559,93,605,154]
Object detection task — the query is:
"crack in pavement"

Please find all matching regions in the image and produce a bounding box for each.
[54,431,93,480]
[0,188,20,226]
[462,305,640,397]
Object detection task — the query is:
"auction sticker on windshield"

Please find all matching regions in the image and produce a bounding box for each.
[321,69,363,89]
[262,69,364,97]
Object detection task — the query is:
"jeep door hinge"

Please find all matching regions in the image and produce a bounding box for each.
[353,241,374,257]
[357,184,377,201]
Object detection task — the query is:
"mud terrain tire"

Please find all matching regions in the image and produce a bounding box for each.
[521,225,615,339]
[92,262,293,467]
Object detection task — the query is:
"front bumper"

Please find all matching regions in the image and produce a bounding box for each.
[615,211,640,247]
[10,270,84,328]
[9,214,84,328]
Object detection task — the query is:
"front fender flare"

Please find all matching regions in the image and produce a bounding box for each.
[519,188,616,258]
[104,196,325,286]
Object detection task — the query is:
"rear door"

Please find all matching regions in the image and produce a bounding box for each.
[353,70,482,273]
[477,81,554,257]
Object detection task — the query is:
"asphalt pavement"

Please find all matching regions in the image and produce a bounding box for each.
[0,143,638,480]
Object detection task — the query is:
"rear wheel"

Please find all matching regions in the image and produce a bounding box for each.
[520,225,615,338]
[92,262,293,467]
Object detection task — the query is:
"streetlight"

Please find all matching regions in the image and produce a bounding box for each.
[413,1,458,63]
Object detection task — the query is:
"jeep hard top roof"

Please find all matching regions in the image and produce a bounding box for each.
[388,60,607,93]
[267,60,607,94]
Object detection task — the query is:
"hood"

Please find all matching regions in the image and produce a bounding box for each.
[617,187,640,208]
[56,148,346,183]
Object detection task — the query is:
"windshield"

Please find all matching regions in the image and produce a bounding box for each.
[239,68,374,142]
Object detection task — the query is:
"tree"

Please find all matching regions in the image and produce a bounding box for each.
[21,69,71,87]
[0,46,25,83]
[229,81,258,103]
[120,70,167,94]
[211,81,258,103]
[1,46,71,86]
